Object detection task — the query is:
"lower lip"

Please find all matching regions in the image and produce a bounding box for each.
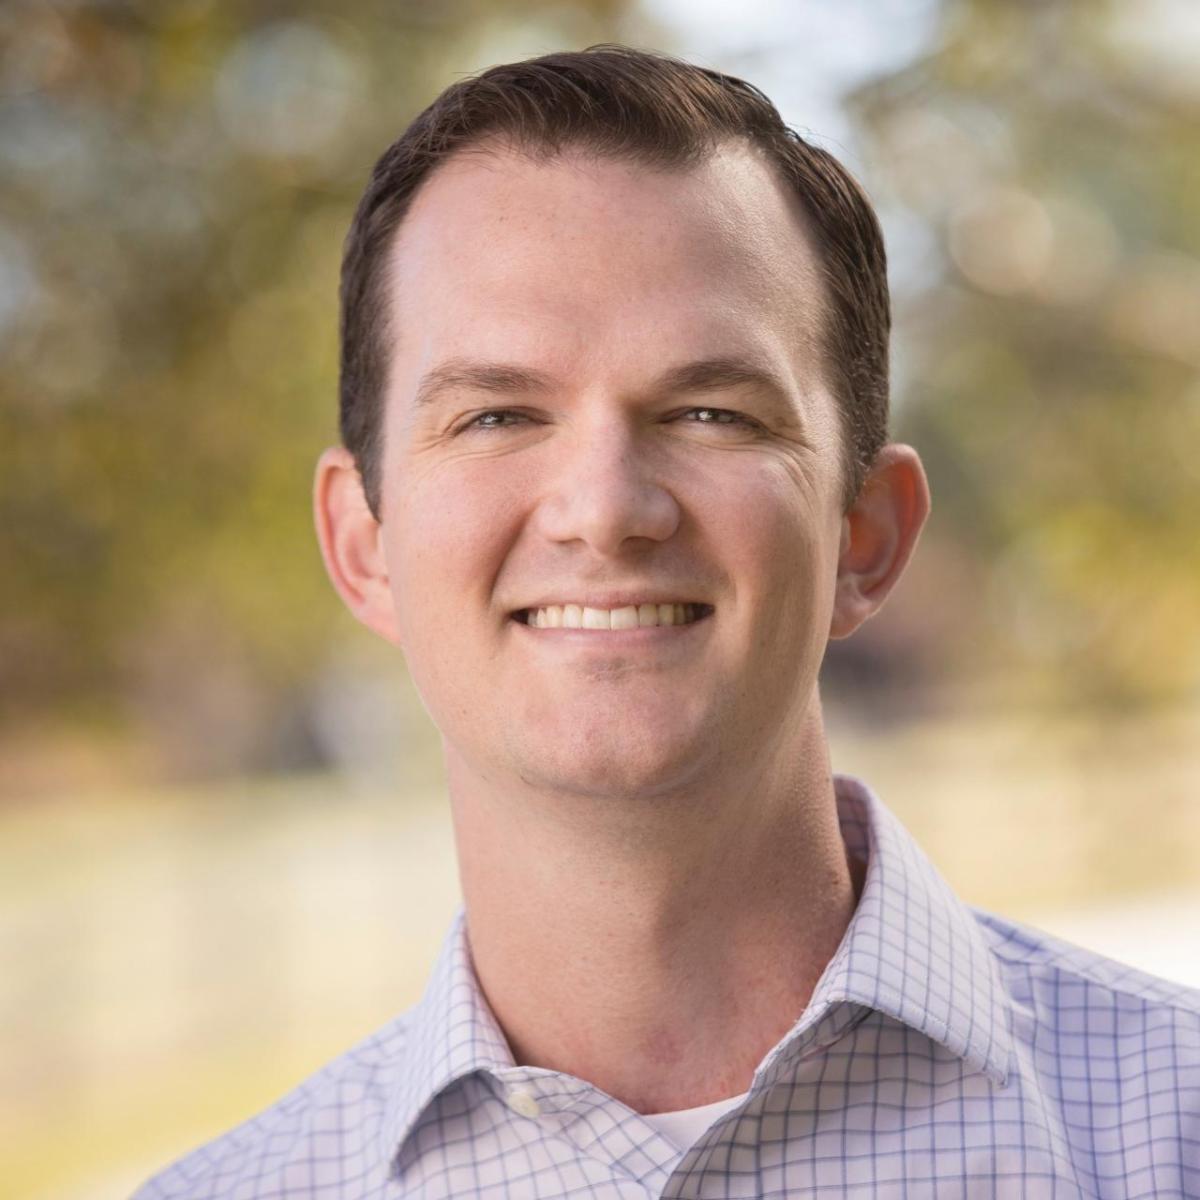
[510,611,714,648]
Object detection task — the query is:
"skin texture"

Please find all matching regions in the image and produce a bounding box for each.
[314,139,930,1114]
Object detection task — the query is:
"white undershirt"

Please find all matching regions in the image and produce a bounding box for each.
[640,1091,749,1153]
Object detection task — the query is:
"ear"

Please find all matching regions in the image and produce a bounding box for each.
[829,443,931,640]
[313,446,402,647]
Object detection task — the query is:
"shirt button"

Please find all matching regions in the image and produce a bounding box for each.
[505,1088,541,1118]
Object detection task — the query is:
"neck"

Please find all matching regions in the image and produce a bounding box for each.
[446,702,864,1115]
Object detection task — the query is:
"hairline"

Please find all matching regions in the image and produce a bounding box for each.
[369,133,852,517]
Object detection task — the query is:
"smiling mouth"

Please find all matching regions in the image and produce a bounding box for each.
[513,603,715,629]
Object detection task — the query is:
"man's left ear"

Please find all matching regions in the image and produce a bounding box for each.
[829,443,931,641]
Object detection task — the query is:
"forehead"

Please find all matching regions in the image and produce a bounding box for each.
[383,140,830,393]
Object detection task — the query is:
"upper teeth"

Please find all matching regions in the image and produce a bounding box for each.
[525,603,701,629]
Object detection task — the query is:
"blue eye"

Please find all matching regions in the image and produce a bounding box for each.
[684,407,757,428]
[461,409,530,431]
[456,406,759,434]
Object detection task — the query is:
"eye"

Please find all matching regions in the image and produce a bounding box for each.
[458,408,533,433]
[681,406,760,429]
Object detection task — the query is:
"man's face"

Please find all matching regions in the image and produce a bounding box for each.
[375,141,848,799]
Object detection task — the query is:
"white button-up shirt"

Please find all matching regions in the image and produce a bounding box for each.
[132,774,1200,1198]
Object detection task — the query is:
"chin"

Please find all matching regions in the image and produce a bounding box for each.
[505,716,718,801]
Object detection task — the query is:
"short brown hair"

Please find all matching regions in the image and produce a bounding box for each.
[339,44,890,518]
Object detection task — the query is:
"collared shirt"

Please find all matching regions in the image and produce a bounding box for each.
[132,774,1200,1199]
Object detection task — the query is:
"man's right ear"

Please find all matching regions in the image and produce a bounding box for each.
[312,446,402,647]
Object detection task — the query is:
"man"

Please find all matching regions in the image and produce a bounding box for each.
[135,45,1199,1200]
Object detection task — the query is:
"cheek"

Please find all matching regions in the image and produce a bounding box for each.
[695,460,837,650]
[386,459,528,632]
[703,458,830,584]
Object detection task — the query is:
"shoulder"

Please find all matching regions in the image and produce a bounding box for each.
[130,1010,412,1200]
[972,904,1200,1088]
[973,904,1200,1015]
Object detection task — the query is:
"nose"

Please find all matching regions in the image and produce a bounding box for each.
[532,420,681,555]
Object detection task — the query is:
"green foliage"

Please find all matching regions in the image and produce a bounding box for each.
[848,0,1200,706]
[0,0,643,772]
[2,0,1196,780]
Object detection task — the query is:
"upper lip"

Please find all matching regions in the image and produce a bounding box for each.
[511,593,711,612]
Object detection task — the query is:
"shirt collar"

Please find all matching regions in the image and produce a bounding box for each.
[808,774,1014,1087]
[379,902,514,1176]
[380,772,1013,1173]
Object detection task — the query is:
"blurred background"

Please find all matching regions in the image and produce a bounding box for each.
[2,0,1198,1195]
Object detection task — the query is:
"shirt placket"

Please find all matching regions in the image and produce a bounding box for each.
[658,999,873,1200]
[488,1066,687,1196]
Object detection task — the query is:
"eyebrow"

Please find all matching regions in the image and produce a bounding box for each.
[412,354,797,414]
